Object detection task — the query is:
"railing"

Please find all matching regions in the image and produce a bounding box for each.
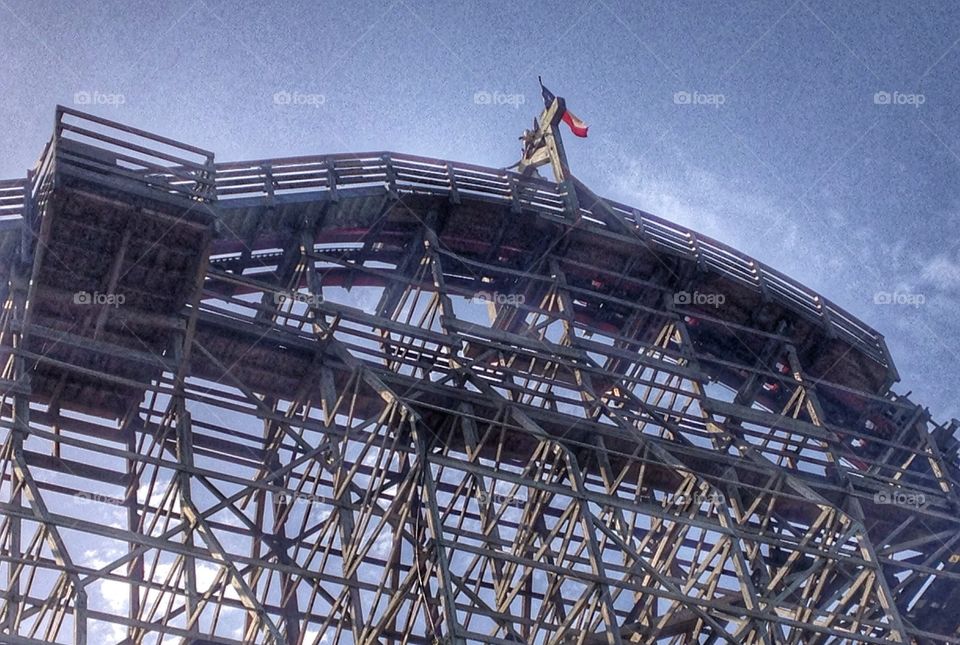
[213,151,568,214]
[27,137,57,233]
[149,149,897,366]
[0,178,25,222]
[0,108,890,368]
[50,105,216,203]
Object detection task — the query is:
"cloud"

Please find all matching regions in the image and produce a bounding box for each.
[601,153,960,422]
[301,627,330,645]
[83,546,129,613]
[603,155,807,276]
[920,254,960,292]
[89,620,127,643]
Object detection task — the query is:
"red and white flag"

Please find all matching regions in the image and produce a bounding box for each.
[540,78,589,138]
[561,110,589,138]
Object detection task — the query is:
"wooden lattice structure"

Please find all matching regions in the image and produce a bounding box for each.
[0,106,957,644]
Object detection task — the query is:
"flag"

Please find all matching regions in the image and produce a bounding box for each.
[561,110,589,138]
[538,77,589,138]
[540,78,556,107]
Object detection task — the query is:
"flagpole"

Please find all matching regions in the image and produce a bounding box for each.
[516,80,571,182]
[510,78,588,223]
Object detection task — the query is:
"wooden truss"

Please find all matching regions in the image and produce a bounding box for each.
[0,106,956,644]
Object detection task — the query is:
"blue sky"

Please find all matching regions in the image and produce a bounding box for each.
[1,0,959,423]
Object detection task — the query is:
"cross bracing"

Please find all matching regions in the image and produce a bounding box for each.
[0,106,956,643]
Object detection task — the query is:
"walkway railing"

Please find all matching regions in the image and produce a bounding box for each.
[4,107,890,368]
[0,178,25,222]
[31,106,217,205]
[211,151,888,363]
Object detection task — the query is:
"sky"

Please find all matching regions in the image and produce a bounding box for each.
[0,0,958,427]
[1,2,959,641]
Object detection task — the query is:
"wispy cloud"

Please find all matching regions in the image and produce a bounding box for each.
[920,253,960,292]
[603,153,960,421]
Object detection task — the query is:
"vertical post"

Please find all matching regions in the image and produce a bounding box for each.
[3,261,27,636]
[516,97,572,183]
[125,409,143,642]
[171,332,199,631]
